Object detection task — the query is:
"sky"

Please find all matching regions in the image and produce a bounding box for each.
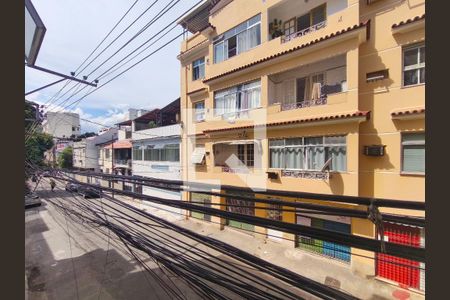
[25,0,202,133]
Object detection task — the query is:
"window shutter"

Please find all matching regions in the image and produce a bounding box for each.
[403,146,425,173]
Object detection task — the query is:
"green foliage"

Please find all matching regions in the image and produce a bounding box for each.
[25,101,54,178]
[25,132,54,167]
[78,132,97,139]
[57,146,73,169]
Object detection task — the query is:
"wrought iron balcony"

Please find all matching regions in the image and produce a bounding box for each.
[281,21,327,44]
[281,95,327,111]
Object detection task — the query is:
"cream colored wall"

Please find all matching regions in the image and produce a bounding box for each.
[358,0,425,206]
[206,0,360,80]
[179,0,425,278]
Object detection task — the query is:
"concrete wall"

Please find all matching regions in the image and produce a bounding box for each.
[179,0,425,285]
[43,112,80,138]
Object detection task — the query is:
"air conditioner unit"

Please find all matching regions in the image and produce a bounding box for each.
[364,145,386,156]
[266,171,279,180]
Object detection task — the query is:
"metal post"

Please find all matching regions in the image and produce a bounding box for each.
[26,65,97,87]
[111,135,114,199]
[25,78,66,96]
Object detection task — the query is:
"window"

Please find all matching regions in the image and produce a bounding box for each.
[214,80,261,116]
[192,57,205,80]
[297,4,327,33]
[236,144,254,167]
[213,15,261,63]
[311,5,326,25]
[402,133,425,174]
[194,101,205,122]
[403,44,425,86]
[246,144,254,167]
[133,147,143,161]
[238,144,245,163]
[143,144,180,162]
[143,145,153,161]
[105,149,110,159]
[283,18,296,39]
[269,136,347,172]
[163,144,180,162]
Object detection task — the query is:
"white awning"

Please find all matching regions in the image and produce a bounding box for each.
[214,139,260,145]
[154,144,165,149]
[191,147,206,164]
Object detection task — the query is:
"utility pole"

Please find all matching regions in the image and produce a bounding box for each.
[111,134,115,199]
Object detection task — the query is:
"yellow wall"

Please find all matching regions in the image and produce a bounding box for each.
[179,0,425,278]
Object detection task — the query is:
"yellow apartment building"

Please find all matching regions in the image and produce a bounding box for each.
[178,0,425,291]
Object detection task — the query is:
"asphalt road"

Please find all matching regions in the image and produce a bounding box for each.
[25,180,321,300]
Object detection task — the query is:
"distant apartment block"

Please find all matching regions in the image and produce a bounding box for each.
[42,111,80,138]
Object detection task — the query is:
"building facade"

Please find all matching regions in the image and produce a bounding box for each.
[179,0,425,292]
[96,128,119,174]
[72,137,100,171]
[42,111,80,138]
[131,99,183,219]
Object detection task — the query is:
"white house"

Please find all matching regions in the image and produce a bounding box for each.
[131,99,183,220]
[73,137,99,171]
[42,112,80,138]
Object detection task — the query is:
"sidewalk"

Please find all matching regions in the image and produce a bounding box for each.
[112,193,424,300]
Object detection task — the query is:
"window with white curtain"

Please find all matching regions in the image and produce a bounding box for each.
[213,14,261,63]
[403,44,425,86]
[402,133,425,173]
[194,101,205,122]
[214,80,261,116]
[141,144,180,162]
[163,144,180,162]
[133,147,142,161]
[269,136,347,172]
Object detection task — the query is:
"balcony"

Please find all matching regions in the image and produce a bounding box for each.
[114,159,131,167]
[268,0,348,43]
[268,54,347,112]
[212,140,262,174]
[205,0,361,83]
[280,21,327,44]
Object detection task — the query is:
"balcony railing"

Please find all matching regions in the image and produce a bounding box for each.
[195,110,205,122]
[281,96,327,111]
[281,21,327,44]
[114,159,131,167]
[281,170,329,180]
[221,166,250,174]
[220,108,252,120]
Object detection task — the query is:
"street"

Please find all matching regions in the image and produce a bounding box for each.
[25,179,323,300]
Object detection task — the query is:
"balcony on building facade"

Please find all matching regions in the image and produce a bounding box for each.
[204,0,360,82]
[268,0,348,43]
[114,158,132,167]
[212,140,262,174]
[268,54,347,112]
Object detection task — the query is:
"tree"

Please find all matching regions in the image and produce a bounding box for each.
[79,132,97,139]
[25,104,54,175]
[57,146,73,169]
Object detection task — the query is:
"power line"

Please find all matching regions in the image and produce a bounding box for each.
[44,169,425,263]
[85,0,182,78]
[75,0,162,77]
[73,0,141,75]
